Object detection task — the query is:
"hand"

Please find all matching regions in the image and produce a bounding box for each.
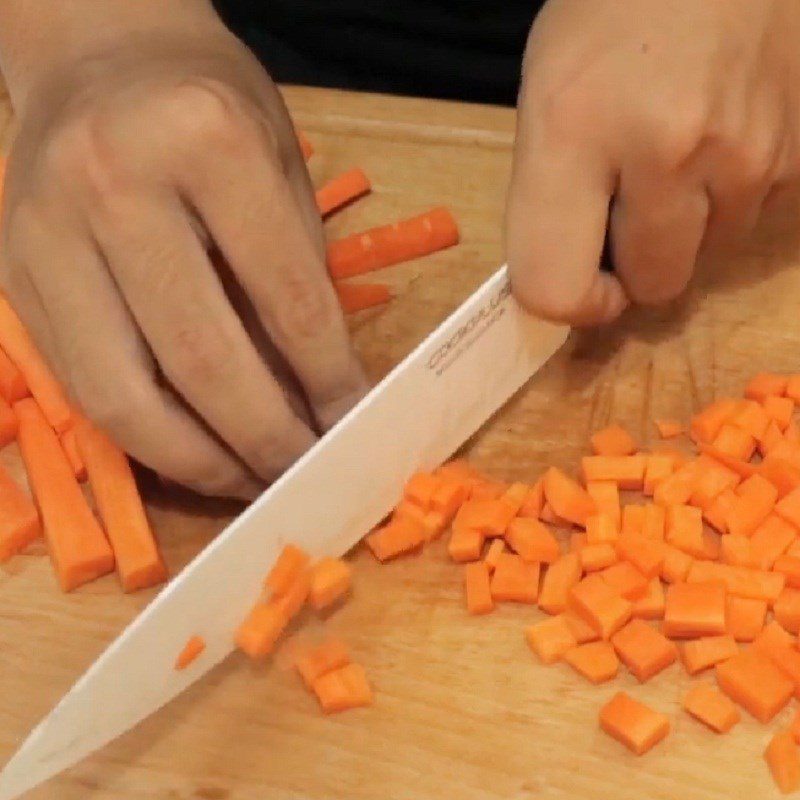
[506,0,800,326]
[0,10,367,498]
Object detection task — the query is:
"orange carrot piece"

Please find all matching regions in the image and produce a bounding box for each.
[689,454,740,508]
[655,419,684,439]
[564,640,619,683]
[235,602,290,659]
[312,662,373,714]
[643,455,674,496]
[665,504,706,558]
[518,479,545,518]
[175,635,205,670]
[448,527,485,563]
[725,474,778,538]
[568,574,632,640]
[327,206,459,279]
[682,635,738,675]
[764,396,795,431]
[687,560,785,604]
[0,395,18,449]
[464,561,493,615]
[273,568,311,619]
[726,596,767,642]
[75,418,166,592]
[663,580,727,638]
[690,398,738,444]
[0,345,28,403]
[732,399,771,439]
[720,533,756,568]
[581,455,646,490]
[366,517,424,562]
[632,578,665,620]
[611,619,677,682]
[484,538,505,574]
[470,480,507,501]
[505,517,560,563]
[792,710,800,745]
[525,615,577,664]
[661,544,694,584]
[16,399,114,591]
[543,466,596,527]
[746,373,788,402]
[569,532,587,554]
[703,488,738,534]
[0,296,72,432]
[712,423,756,461]
[616,531,664,578]
[428,475,468,522]
[698,444,757,478]
[0,463,41,562]
[759,456,800,499]
[393,500,426,525]
[403,471,441,509]
[770,440,800,470]
[315,168,371,216]
[564,611,601,644]
[265,544,310,596]
[654,462,697,507]
[775,555,800,589]
[540,502,571,526]
[753,620,796,657]
[599,692,670,756]
[765,729,800,794]
[775,588,800,635]
[309,558,352,611]
[621,505,645,537]
[297,130,314,160]
[538,553,582,614]
[490,553,539,603]
[59,427,86,481]
[294,638,350,689]
[716,649,794,723]
[453,498,516,537]
[335,282,392,313]
[682,684,740,734]
[586,481,621,529]
[600,561,649,601]
[580,542,619,573]
[500,482,530,515]
[759,419,784,457]
[776,485,800,531]
[641,504,666,540]
[590,424,638,457]
[586,513,619,544]
[787,420,800,444]
[750,514,796,569]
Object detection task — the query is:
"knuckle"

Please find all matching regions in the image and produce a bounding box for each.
[272,275,336,343]
[166,323,232,388]
[649,112,707,171]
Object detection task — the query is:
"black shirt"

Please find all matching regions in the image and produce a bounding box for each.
[213,1,546,106]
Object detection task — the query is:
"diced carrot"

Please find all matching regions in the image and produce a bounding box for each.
[543,467,596,527]
[725,474,778,538]
[690,398,738,443]
[563,611,601,644]
[731,399,771,440]
[792,710,800,744]
[654,462,696,507]
[599,692,670,756]
[464,561,494,615]
[312,663,373,714]
[436,459,481,484]
[453,499,516,537]
[297,130,313,160]
[765,729,800,794]
[335,283,392,313]
[265,544,311,596]
[641,504,666,541]
[582,455,646,490]
[273,569,311,619]
[687,560,785,604]
[470,480,507,501]
[0,395,18,449]
[621,505,645,537]
[518,480,544,518]
[448,527,485,563]
[404,471,440,510]
[315,168,371,216]
[776,485,800,531]
[682,635,738,675]
[600,561,649,601]
[538,553,582,614]
[568,574,632,640]
[769,440,800,471]
[590,424,638,457]
[490,553,539,603]
[15,399,114,591]
[759,419,784,457]
[716,648,794,723]
[564,640,619,683]
[586,481,621,529]
[688,454,740,508]
[505,517,560,563]
[365,517,425,562]
[711,423,756,461]
[484,539,505,574]
[719,533,756,568]
[764,396,795,431]
[682,683,740,734]
[327,206,459,279]
[569,532,587,553]
[661,545,694,584]
[775,588,800,635]
[309,558,352,611]
[663,580,727,638]
[235,602,290,659]
[788,420,800,444]
[294,638,350,689]
[611,619,677,682]
[632,578,665,620]
[750,514,796,569]
[420,510,448,542]
[788,375,800,404]
[759,456,800,499]
[746,373,788,402]
[643,455,674,496]
[580,542,619,573]
[665,504,706,558]
[500,482,530,514]
[75,418,166,592]
[586,513,618,544]
[753,620,796,657]
[540,502,571,526]
[525,615,577,664]
[393,500,426,525]
[616,532,664,578]
[726,596,767,642]
[775,555,800,589]
[0,463,40,563]
[698,444,757,478]
[655,419,684,439]
[702,488,737,534]
[175,635,205,670]
[0,345,28,404]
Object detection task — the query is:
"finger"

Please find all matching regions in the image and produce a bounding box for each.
[14,210,263,499]
[181,135,369,431]
[88,190,318,482]
[505,113,627,327]
[609,170,709,305]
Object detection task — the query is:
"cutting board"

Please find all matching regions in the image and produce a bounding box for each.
[2,83,800,799]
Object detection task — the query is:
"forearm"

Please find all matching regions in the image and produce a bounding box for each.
[0,0,223,110]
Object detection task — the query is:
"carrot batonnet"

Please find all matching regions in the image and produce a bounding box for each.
[316,168,371,216]
[0,462,41,562]
[0,344,28,404]
[59,426,86,482]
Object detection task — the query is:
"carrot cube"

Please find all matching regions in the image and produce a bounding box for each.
[448,527,485,563]
[641,504,666,540]
[654,462,696,507]
[775,588,800,635]
[309,558,352,611]
[294,638,350,689]
[235,602,290,659]
[765,729,800,794]
[568,574,632,640]
[563,612,601,645]
[174,635,205,670]
[484,538,505,574]
[517,480,544,518]
[665,504,706,558]
[681,634,738,675]
[586,513,618,544]
[690,398,738,443]
[586,480,621,529]
[600,561,649,601]
[538,553,582,615]
[715,649,793,723]
[543,467,596,527]
[453,499,515,537]
[403,471,440,509]
[581,455,646,490]
[312,662,373,713]
[726,474,778,538]
[682,683,740,734]
[525,614,577,664]
[663,581,727,638]
[661,545,693,584]
[712,423,756,461]
[632,578,665,621]
[610,619,677,682]
[776,485,800,531]
[764,396,794,431]
[464,562,493,615]
[616,531,664,578]
[726,596,767,642]
[599,692,670,755]
[564,640,619,683]
[490,553,539,604]
[590,424,638,456]
[703,488,737,534]
[644,456,673,496]
[745,373,788,402]
[580,543,619,573]
[365,517,424,562]
[505,517,561,563]
[655,419,684,439]
[774,555,800,589]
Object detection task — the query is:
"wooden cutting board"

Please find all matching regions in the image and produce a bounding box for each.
[2,84,800,799]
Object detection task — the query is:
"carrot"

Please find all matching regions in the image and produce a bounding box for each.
[759,419,784,456]
[753,620,796,657]
[581,455,646,490]
[518,480,545,519]
[470,480,507,501]
[543,467,596,527]
[564,640,619,683]
[687,560,785,604]
[568,574,632,640]
[792,710,800,746]
[563,611,601,644]
[315,168,371,217]
[311,663,373,714]
[569,532,587,554]
[690,398,739,443]
[327,206,459,279]
[580,543,619,573]
[788,420,800,444]
[774,555,800,589]
[366,517,424,561]
[483,538,505,574]
[765,729,800,794]
[448,527,485,563]
[745,372,788,402]
[16,399,114,591]
[774,588,800,635]
[273,569,311,619]
[0,345,28,404]
[599,692,670,756]
[720,533,756,568]
[0,463,41,562]
[430,478,470,522]
[600,561,649,601]
[0,393,18,449]
[655,419,684,439]
[711,423,756,461]
[335,282,392,313]
[750,514,796,569]
[688,454,740,508]
[610,619,677,682]
[590,424,638,457]
[297,130,314,160]
[788,375,800,404]
[682,684,740,734]
[661,545,694,584]
[665,504,706,559]
[663,580,727,638]
[402,471,440,509]
[586,513,618,544]
[174,635,205,670]
[505,517,560,563]
[726,596,767,642]
[621,505,645,537]
[641,504,666,541]
[643,455,673,496]
[715,649,794,723]
[235,602,290,659]
[525,615,577,664]
[682,635,738,675]
[538,553,582,614]
[453,498,516,537]
[653,462,697,507]
[464,561,493,615]
[698,444,757,478]
[264,544,310,596]
[702,487,738,534]
[0,295,72,432]
[632,578,665,620]
[776,485,800,531]
[309,557,352,610]
[294,638,350,690]
[75,417,166,592]
[764,395,795,431]
[586,481,621,529]
[768,440,800,470]
[758,456,800,499]
[725,474,778,538]
[489,553,539,603]
[616,531,664,578]
[59,427,86,481]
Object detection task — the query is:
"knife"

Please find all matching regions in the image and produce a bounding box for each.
[0,264,568,800]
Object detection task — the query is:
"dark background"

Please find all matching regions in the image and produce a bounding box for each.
[213,1,546,106]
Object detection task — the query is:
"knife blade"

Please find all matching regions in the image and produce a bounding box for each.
[0,264,567,800]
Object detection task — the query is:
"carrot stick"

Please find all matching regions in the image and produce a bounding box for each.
[59,426,86,481]
[0,345,28,403]
[15,399,114,590]
[0,394,18,448]
[265,544,310,596]
[75,417,167,592]
[174,635,205,670]
[0,462,41,562]
[316,168,371,217]
[335,282,392,313]
[327,206,459,279]
[0,295,72,432]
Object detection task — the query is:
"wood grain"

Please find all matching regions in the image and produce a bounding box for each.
[1,82,800,799]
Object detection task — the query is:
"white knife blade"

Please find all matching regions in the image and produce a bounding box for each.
[0,265,567,800]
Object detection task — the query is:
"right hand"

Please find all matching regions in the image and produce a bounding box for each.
[0,14,368,499]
